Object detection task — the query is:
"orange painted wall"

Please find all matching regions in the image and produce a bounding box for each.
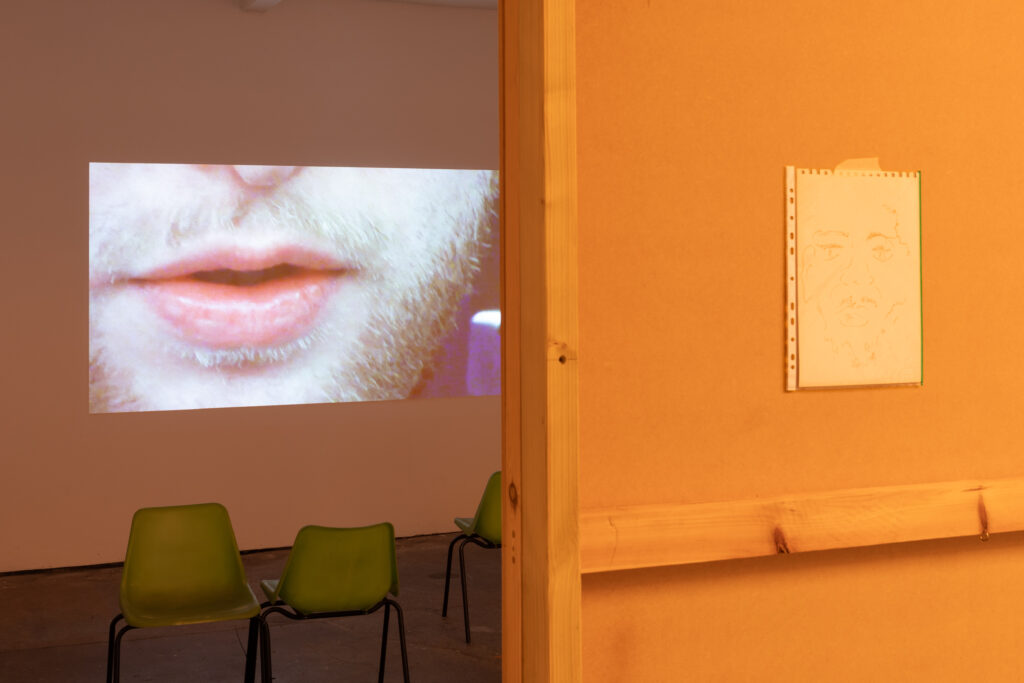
[576,1,1024,680]
[0,0,499,572]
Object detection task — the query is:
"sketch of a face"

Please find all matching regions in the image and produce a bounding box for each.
[800,205,912,366]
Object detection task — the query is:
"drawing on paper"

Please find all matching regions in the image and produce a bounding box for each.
[786,162,922,389]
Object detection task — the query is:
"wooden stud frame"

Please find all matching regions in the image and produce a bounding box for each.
[500,1,1024,680]
[501,1,581,683]
[497,13,1024,683]
[579,477,1024,573]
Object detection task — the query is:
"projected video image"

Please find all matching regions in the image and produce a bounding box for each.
[89,163,499,413]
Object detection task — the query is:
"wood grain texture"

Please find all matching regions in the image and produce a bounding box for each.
[503,0,581,681]
[580,477,1024,573]
[498,0,522,679]
[541,0,581,677]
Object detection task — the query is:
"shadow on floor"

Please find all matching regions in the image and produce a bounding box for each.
[0,533,500,682]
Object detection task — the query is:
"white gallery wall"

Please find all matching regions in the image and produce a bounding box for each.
[0,0,499,571]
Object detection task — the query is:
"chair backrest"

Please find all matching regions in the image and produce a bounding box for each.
[276,523,398,615]
[120,503,251,623]
[471,471,502,545]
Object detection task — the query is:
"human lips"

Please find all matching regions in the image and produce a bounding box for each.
[131,247,350,350]
[837,295,878,310]
[835,294,878,327]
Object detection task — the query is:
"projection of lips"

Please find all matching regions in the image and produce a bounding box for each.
[89,163,499,413]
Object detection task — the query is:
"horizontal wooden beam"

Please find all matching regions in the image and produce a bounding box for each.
[580,476,1024,573]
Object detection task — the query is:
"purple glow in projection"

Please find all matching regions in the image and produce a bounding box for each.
[89,163,499,413]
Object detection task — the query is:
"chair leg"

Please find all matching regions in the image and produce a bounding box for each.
[110,623,134,683]
[259,616,272,683]
[442,533,462,616]
[386,598,411,683]
[378,602,389,679]
[458,537,472,643]
[106,614,123,683]
[243,617,260,683]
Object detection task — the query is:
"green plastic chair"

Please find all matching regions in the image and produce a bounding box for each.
[442,471,501,643]
[105,503,263,683]
[258,522,409,683]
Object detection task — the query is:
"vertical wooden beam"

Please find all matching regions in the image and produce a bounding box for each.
[501,1,581,682]
[499,0,524,678]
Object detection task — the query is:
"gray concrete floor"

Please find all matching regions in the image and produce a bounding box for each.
[0,533,500,682]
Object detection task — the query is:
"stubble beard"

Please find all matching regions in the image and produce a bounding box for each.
[88,167,495,413]
[88,269,473,412]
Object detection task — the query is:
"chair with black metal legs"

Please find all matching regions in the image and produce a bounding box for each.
[106,502,263,683]
[258,522,409,683]
[442,470,501,644]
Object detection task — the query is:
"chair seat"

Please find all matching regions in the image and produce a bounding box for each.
[108,503,263,683]
[122,585,261,628]
[263,524,397,615]
[260,579,280,602]
[258,523,409,683]
[454,517,474,533]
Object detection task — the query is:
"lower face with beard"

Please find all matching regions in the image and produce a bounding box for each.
[88,163,497,413]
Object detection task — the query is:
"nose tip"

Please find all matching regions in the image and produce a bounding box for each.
[841,261,873,285]
[230,165,299,187]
